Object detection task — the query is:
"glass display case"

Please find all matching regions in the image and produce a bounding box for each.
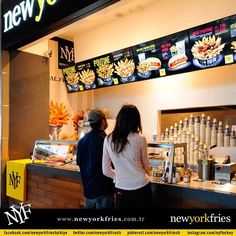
[148,142,187,183]
[31,140,78,171]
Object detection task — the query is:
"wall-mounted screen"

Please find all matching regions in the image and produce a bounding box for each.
[157,30,193,76]
[133,40,161,80]
[63,14,236,93]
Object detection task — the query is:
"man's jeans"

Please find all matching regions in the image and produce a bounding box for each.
[85,195,113,209]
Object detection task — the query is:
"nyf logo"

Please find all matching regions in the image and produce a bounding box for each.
[4,202,31,225]
[58,39,75,69]
[60,46,75,63]
[9,171,21,189]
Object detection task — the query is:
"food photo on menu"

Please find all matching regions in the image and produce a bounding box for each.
[228,15,236,62]
[189,19,229,69]
[62,65,80,93]
[76,60,97,90]
[92,54,115,87]
[112,47,137,83]
[157,30,192,76]
[133,40,162,80]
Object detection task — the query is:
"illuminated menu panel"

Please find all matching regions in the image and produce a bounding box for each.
[189,20,229,69]
[63,14,236,93]
[228,15,236,63]
[133,40,161,80]
[157,30,192,76]
[92,54,115,88]
[76,60,96,91]
[112,47,137,84]
[62,65,80,93]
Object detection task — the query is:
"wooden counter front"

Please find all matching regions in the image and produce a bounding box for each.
[26,164,84,209]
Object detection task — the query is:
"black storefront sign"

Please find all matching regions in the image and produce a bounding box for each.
[62,13,236,93]
[56,38,75,69]
[1,0,119,50]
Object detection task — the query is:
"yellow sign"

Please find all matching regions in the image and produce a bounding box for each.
[159,68,166,76]
[6,159,31,201]
[0,230,236,236]
[225,54,234,64]
[113,78,119,85]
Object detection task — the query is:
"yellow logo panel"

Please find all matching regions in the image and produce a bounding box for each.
[6,159,31,201]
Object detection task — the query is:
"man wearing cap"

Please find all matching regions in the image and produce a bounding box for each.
[76,109,114,209]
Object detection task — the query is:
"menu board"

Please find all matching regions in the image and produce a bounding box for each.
[157,30,192,76]
[189,19,229,69]
[112,47,136,84]
[133,40,161,80]
[76,60,96,91]
[62,65,80,93]
[92,54,116,88]
[63,14,236,93]
[228,15,236,63]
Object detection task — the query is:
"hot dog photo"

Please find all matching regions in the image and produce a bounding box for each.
[168,54,188,69]
[157,31,192,74]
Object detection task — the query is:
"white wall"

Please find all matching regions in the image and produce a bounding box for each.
[73,0,236,141]
[20,40,49,57]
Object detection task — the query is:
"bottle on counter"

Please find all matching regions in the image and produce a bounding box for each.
[172,176,177,184]
[176,130,182,163]
[190,134,195,164]
[172,166,177,184]
[178,120,183,134]
[173,133,178,144]
[182,128,187,143]
[217,121,224,147]
[230,129,236,147]
[174,122,178,136]
[224,124,230,147]
[173,123,178,144]
[165,128,169,142]
[169,125,174,142]
[205,116,211,148]
[161,133,165,142]
[186,131,191,164]
[189,114,195,135]
[177,130,182,144]
[184,117,189,130]
[194,115,200,142]
[175,172,180,183]
[200,113,206,145]
[177,122,184,163]
[182,117,188,143]
[183,171,190,183]
[211,118,217,147]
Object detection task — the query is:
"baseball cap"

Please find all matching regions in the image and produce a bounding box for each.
[87,109,105,123]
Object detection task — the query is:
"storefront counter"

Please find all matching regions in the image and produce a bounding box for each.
[151,177,236,209]
[25,164,84,209]
[11,164,236,209]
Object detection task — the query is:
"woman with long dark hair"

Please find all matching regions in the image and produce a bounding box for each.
[102,104,152,208]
